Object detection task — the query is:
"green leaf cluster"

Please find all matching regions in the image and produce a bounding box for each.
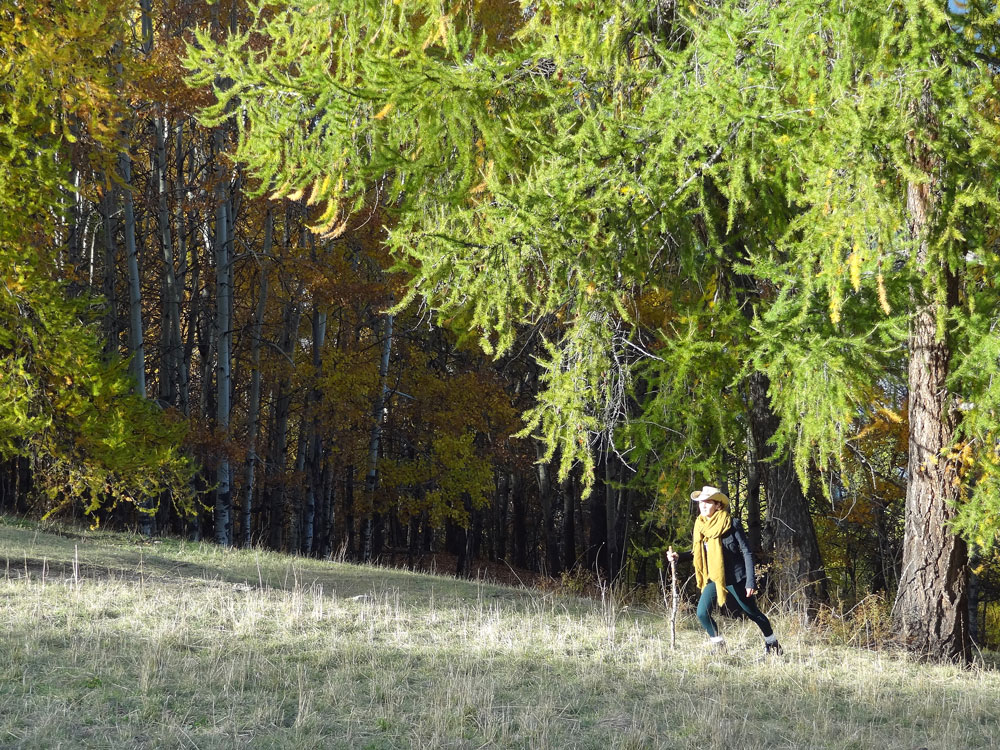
[0,0,195,519]
[188,0,1000,549]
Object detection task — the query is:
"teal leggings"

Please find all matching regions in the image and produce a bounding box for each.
[697,581,773,638]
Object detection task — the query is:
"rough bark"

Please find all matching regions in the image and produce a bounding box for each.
[894,288,968,660]
[892,80,970,663]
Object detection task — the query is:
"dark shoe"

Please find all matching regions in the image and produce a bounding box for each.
[709,639,727,654]
[765,640,783,656]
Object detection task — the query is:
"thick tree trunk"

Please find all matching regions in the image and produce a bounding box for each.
[893,85,970,661]
[894,292,968,660]
[749,371,826,614]
[894,187,968,662]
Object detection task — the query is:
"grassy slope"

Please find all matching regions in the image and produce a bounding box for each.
[0,517,998,750]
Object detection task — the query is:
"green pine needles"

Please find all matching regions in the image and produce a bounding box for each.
[188,0,1000,549]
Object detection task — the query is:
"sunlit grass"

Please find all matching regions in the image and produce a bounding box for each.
[0,516,998,749]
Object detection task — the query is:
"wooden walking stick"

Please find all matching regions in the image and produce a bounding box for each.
[662,547,679,649]
[669,550,679,650]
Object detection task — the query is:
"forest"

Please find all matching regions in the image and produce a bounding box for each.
[4,0,1000,663]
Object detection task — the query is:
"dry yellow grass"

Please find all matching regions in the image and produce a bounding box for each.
[0,517,998,749]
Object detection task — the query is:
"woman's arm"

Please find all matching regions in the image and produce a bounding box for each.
[665,548,693,564]
[732,521,756,591]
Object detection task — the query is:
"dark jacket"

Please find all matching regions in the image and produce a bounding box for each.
[677,517,756,590]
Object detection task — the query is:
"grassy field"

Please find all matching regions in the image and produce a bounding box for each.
[0,517,998,749]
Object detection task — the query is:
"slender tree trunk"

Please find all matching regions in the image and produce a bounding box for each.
[510,471,527,569]
[494,471,508,561]
[604,455,621,581]
[175,121,192,414]
[213,130,233,547]
[561,474,576,573]
[121,149,145,398]
[362,310,393,563]
[99,178,119,355]
[344,465,356,558]
[745,425,762,557]
[154,114,181,407]
[266,299,300,550]
[303,307,327,555]
[535,444,560,576]
[588,465,606,573]
[242,211,271,546]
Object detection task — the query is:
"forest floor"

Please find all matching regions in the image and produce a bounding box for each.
[0,515,998,749]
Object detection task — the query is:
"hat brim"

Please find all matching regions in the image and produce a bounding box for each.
[690,489,729,507]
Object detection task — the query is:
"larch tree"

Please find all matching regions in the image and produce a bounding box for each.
[680,0,1000,661]
[184,0,1000,658]
[182,0,830,594]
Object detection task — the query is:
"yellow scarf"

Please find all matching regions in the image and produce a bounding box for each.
[692,510,732,606]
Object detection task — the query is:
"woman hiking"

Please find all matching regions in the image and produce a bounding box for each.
[666,485,782,655]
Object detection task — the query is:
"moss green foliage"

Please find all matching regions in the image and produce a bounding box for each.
[0,0,195,519]
[186,0,1000,547]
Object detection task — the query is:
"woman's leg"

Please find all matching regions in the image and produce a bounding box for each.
[724,584,774,638]
[696,582,720,637]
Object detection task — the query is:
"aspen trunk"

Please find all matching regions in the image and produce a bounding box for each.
[121,149,145,398]
[174,121,191,414]
[242,210,272,546]
[154,114,181,407]
[213,129,233,547]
